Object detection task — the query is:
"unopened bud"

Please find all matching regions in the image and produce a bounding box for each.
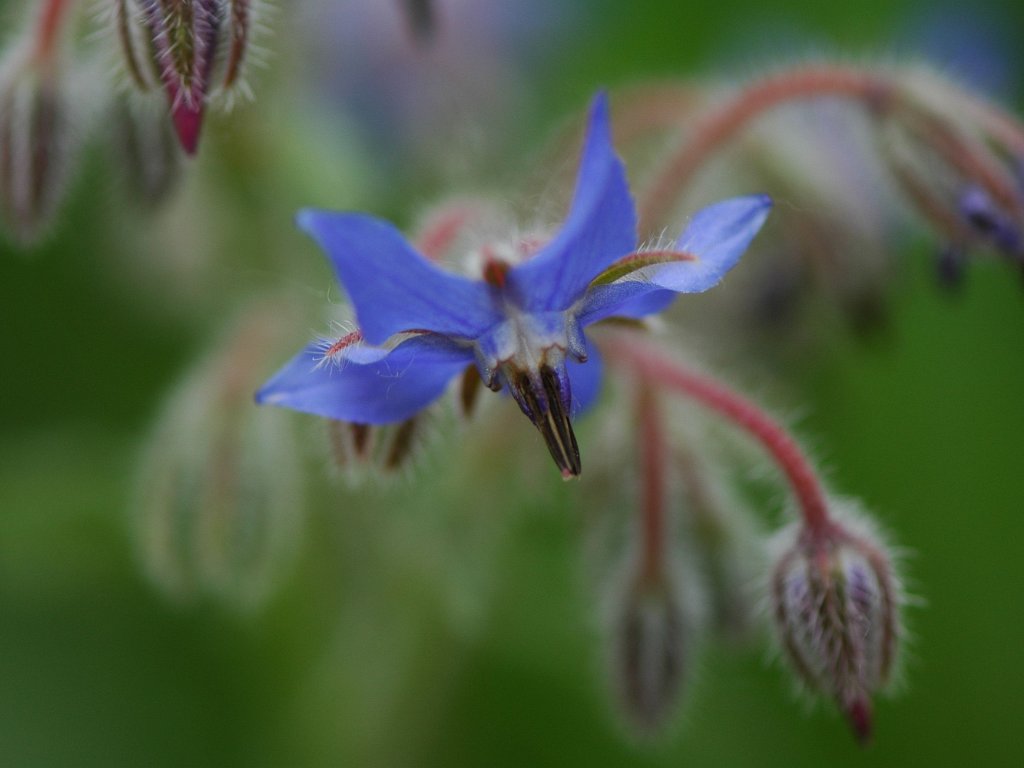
[607,574,691,737]
[769,502,903,744]
[958,184,1022,254]
[398,0,435,43]
[0,42,75,243]
[877,70,1024,263]
[114,0,263,154]
[134,302,304,611]
[110,93,182,204]
[936,244,967,290]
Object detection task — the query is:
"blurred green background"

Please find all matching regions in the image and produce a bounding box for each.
[2,0,1024,766]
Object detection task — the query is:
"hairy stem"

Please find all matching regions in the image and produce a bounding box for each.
[637,65,889,234]
[606,333,830,536]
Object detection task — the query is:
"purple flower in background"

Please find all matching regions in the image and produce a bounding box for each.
[256,94,771,477]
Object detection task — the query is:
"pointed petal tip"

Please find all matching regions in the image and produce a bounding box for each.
[295,207,326,233]
[253,385,273,406]
[585,89,613,143]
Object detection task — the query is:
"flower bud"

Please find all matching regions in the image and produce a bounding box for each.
[609,579,689,736]
[399,0,436,43]
[769,503,902,744]
[110,93,182,205]
[134,302,304,611]
[114,0,263,154]
[875,68,1024,265]
[0,41,76,243]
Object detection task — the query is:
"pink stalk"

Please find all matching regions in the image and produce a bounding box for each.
[606,333,831,536]
[33,0,76,68]
[637,65,887,234]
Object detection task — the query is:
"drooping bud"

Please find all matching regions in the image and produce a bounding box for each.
[875,69,1024,265]
[769,502,903,744]
[958,184,1022,254]
[398,0,435,44]
[110,93,182,204]
[935,244,967,291]
[0,39,76,243]
[113,0,263,154]
[134,301,305,611]
[609,577,690,736]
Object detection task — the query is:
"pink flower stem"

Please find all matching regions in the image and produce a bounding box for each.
[635,383,668,584]
[33,0,77,68]
[605,333,831,537]
[637,65,890,234]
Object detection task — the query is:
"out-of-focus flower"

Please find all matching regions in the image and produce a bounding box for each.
[875,66,1024,272]
[397,0,435,43]
[607,574,693,737]
[0,12,79,244]
[134,301,305,611]
[109,92,182,205]
[298,0,577,172]
[257,94,771,477]
[769,502,903,744]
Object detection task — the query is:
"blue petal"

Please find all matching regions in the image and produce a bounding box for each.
[566,337,604,416]
[667,194,772,290]
[506,92,637,312]
[575,195,771,325]
[256,335,474,424]
[576,282,675,326]
[297,210,501,345]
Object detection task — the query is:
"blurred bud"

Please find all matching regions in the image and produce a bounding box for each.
[607,571,693,737]
[876,69,1024,265]
[683,472,762,643]
[110,93,182,204]
[134,302,304,611]
[935,244,967,291]
[114,0,263,154]
[399,0,436,43]
[769,502,903,744]
[958,183,1022,254]
[0,40,76,244]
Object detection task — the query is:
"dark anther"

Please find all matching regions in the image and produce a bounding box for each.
[458,365,483,418]
[511,366,581,478]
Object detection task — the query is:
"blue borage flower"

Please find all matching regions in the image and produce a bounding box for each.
[256,93,772,477]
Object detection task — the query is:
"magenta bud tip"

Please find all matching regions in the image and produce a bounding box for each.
[846,698,873,746]
[172,101,204,155]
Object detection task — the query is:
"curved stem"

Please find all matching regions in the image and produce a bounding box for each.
[637,65,890,234]
[605,333,831,536]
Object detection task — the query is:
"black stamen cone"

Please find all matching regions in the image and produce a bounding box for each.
[512,367,581,478]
